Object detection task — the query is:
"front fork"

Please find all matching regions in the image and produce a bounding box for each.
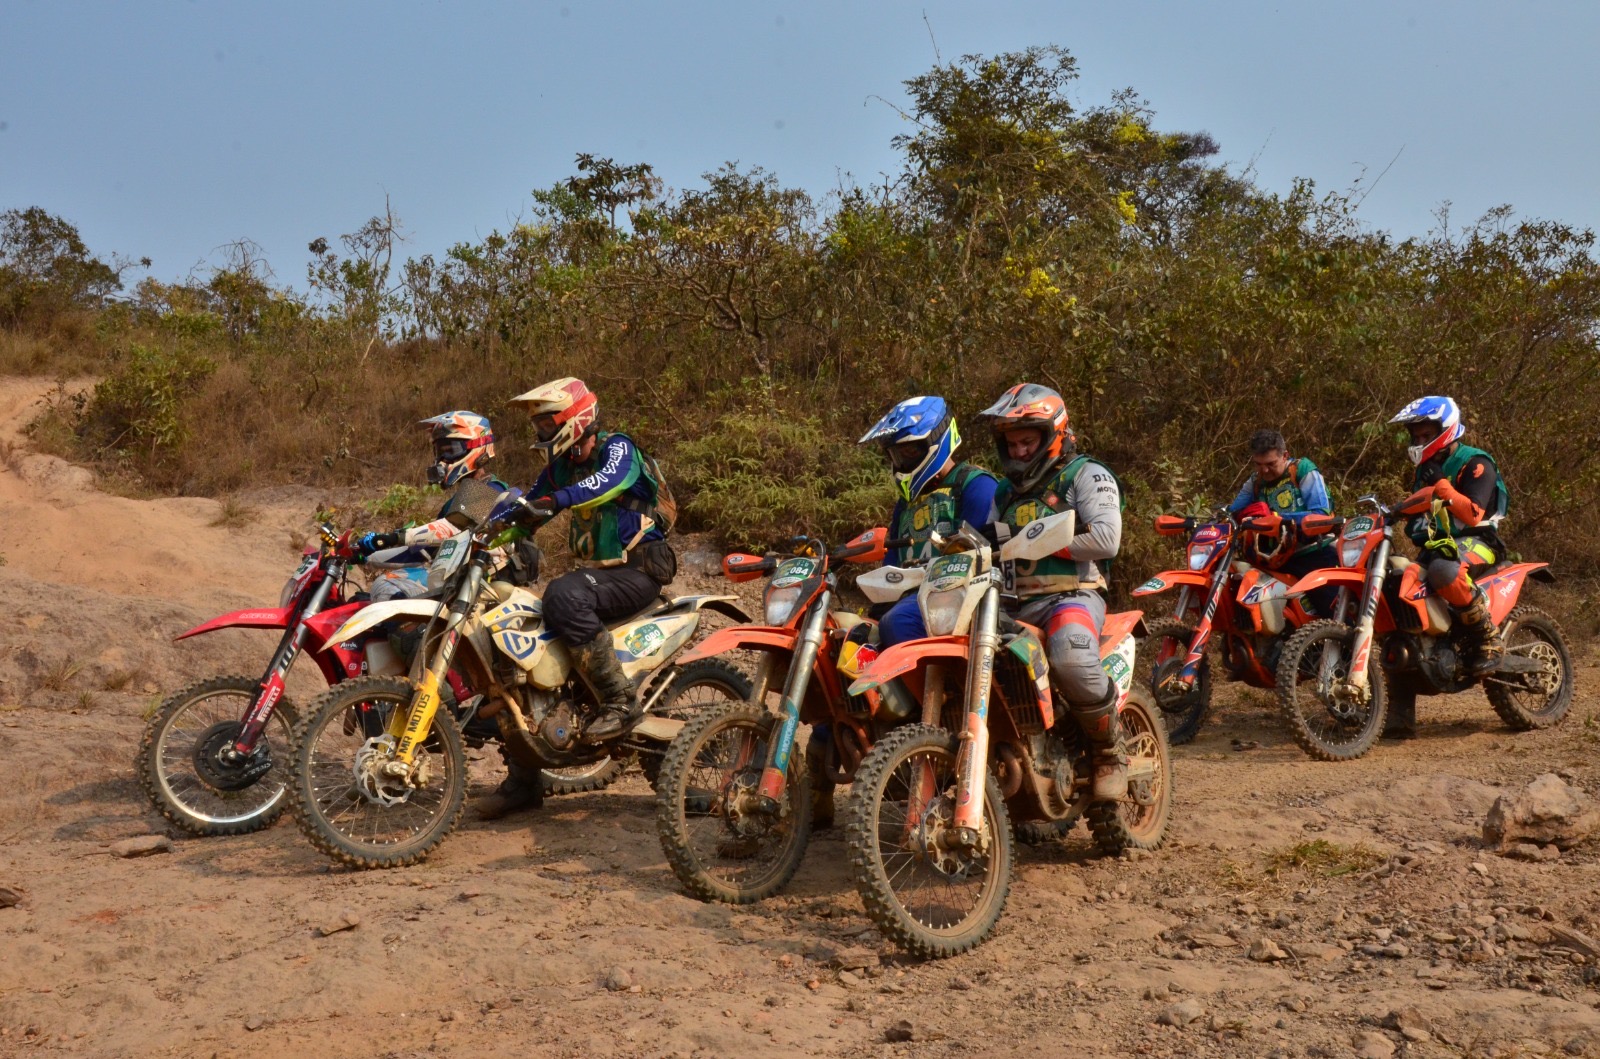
[756,590,831,803]
[1173,569,1229,689]
[950,585,1000,836]
[231,573,336,756]
[1340,537,1391,693]
[387,559,484,765]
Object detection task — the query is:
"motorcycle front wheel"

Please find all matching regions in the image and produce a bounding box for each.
[1135,617,1210,745]
[1276,620,1387,761]
[137,675,299,836]
[289,676,466,869]
[845,723,1013,959]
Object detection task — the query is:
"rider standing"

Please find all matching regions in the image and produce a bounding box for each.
[1227,429,1341,617]
[980,383,1128,802]
[1388,396,1508,733]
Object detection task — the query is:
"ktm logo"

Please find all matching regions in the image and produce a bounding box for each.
[1472,464,1485,478]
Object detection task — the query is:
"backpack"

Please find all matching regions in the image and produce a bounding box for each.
[610,434,678,535]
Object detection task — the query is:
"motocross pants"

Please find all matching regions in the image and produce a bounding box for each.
[1423,537,1497,607]
[877,594,927,648]
[1016,590,1116,746]
[542,565,661,647]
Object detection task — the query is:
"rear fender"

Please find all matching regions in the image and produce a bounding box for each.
[677,625,798,665]
[1284,567,1365,599]
[175,606,294,641]
[1480,563,1547,626]
[322,598,444,650]
[1130,570,1209,597]
[848,636,969,696]
[1099,611,1147,658]
[657,594,755,624]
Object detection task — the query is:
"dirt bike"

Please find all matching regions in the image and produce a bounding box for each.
[1276,495,1573,761]
[844,514,1173,958]
[653,528,924,904]
[136,525,414,836]
[1130,510,1325,744]
[288,478,753,869]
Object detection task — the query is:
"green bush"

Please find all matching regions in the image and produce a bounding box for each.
[81,344,215,453]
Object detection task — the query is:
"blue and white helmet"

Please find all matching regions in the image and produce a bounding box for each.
[859,396,960,501]
[1389,396,1463,466]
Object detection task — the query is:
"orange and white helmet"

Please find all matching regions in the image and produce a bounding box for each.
[978,383,1074,492]
[419,411,495,487]
[510,377,599,460]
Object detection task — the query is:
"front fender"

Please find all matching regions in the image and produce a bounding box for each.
[677,625,798,665]
[1284,567,1366,598]
[1130,571,1210,597]
[175,606,294,641]
[322,598,444,650]
[848,636,970,696]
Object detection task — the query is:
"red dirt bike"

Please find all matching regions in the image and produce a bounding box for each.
[1275,495,1574,761]
[1130,510,1325,744]
[138,526,614,836]
[844,514,1174,958]
[653,528,927,904]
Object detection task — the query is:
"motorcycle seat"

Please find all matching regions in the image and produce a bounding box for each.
[604,593,673,630]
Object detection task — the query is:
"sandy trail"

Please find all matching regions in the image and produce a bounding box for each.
[0,375,1597,1059]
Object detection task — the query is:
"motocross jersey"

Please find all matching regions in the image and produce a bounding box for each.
[887,462,998,566]
[993,454,1122,598]
[1228,457,1334,556]
[535,431,667,566]
[1408,442,1508,548]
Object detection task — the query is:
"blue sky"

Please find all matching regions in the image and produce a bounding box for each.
[3,1,1597,287]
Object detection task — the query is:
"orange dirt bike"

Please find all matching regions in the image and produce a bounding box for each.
[1130,510,1325,744]
[1275,495,1574,761]
[844,513,1174,958]
[654,528,928,904]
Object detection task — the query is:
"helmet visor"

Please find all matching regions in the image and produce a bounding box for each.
[532,413,561,443]
[434,438,471,463]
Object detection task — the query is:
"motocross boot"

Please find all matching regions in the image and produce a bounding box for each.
[1382,688,1418,740]
[573,634,637,742]
[473,750,545,820]
[1453,587,1505,678]
[806,729,836,830]
[1074,684,1128,803]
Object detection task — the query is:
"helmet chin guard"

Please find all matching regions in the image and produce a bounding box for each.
[418,411,495,487]
[1389,396,1463,466]
[978,383,1072,492]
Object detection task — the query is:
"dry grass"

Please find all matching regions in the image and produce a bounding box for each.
[209,494,257,530]
[1264,839,1383,879]
[35,657,85,692]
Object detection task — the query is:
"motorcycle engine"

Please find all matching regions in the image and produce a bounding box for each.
[539,701,580,751]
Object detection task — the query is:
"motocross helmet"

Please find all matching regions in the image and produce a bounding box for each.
[510,377,599,461]
[419,411,495,487]
[859,396,960,502]
[978,383,1073,492]
[1389,396,1463,466]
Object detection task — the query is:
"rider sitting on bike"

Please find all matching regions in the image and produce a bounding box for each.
[1390,395,1508,694]
[806,396,999,828]
[1228,429,1341,617]
[980,383,1128,802]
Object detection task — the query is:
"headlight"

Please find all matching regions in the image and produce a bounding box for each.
[920,587,967,637]
[764,584,805,626]
[278,577,299,608]
[1341,540,1364,567]
[1187,545,1215,571]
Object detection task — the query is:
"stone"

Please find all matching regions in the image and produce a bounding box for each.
[829,947,880,971]
[885,1020,916,1043]
[604,967,633,992]
[1385,1008,1434,1043]
[1505,842,1562,863]
[1249,938,1289,962]
[317,910,361,936]
[1156,999,1206,1027]
[243,1016,265,1032]
[1352,1030,1397,1058]
[837,970,863,988]
[1189,932,1238,949]
[950,976,975,991]
[109,835,172,858]
[1483,773,1600,852]
[0,886,21,908]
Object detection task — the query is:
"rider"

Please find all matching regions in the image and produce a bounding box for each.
[1388,396,1508,732]
[1227,428,1341,617]
[807,396,999,828]
[980,383,1128,803]
[510,377,678,738]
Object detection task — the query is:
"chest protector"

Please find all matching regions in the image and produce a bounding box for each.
[996,455,1115,598]
[894,463,986,564]
[1414,443,1509,538]
[549,432,663,565]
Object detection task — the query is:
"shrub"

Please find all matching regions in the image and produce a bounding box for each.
[80,344,215,455]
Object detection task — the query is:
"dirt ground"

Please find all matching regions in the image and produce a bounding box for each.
[2,376,1598,1059]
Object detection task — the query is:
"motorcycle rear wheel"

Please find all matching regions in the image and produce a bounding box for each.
[1135,617,1210,745]
[655,703,811,904]
[1276,620,1387,761]
[639,659,754,793]
[1088,687,1175,854]
[541,757,629,797]
[290,676,466,870]
[1486,606,1574,730]
[845,724,1013,959]
[137,675,299,836]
